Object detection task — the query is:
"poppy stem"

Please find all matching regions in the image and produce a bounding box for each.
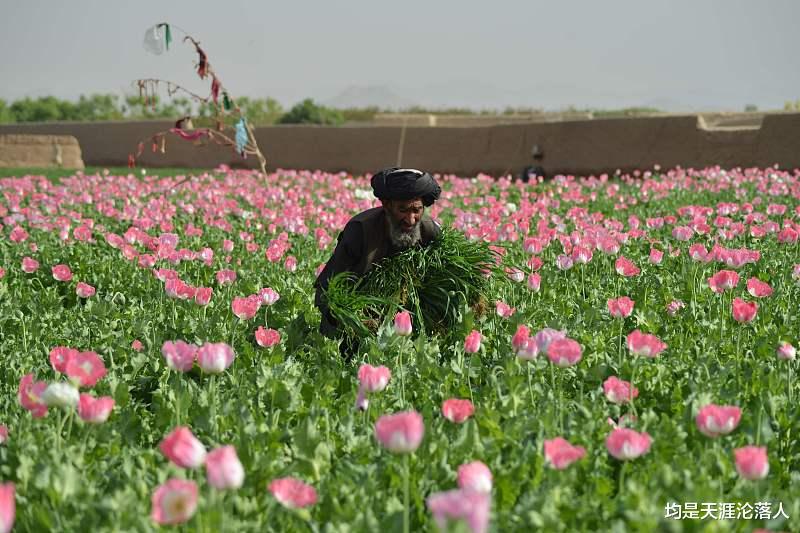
[527,364,535,406]
[398,349,406,407]
[403,454,410,533]
[209,374,217,432]
[618,462,627,498]
[630,357,640,418]
[549,364,558,433]
[617,320,624,372]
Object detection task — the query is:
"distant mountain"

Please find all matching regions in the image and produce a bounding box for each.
[323,85,418,110]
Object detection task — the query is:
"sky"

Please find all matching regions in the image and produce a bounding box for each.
[1,0,799,112]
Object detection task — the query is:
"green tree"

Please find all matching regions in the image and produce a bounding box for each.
[278,98,344,125]
[0,99,15,123]
[9,97,67,122]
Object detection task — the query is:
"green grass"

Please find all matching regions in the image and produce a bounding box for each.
[0,167,208,183]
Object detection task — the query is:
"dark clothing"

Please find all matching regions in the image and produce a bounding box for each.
[314,207,441,339]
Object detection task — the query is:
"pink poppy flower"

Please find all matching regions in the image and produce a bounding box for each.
[571,245,593,265]
[255,326,281,348]
[777,227,799,243]
[626,330,667,358]
[666,300,685,316]
[162,340,198,372]
[197,342,235,374]
[544,437,587,469]
[606,428,652,460]
[527,272,541,292]
[50,346,79,373]
[9,226,28,243]
[206,445,245,490]
[64,351,107,387]
[199,247,214,265]
[732,298,758,323]
[215,269,237,286]
[426,489,490,533]
[708,270,740,293]
[76,282,96,298]
[777,342,796,361]
[494,301,515,319]
[77,393,115,423]
[284,256,297,272]
[358,364,391,393]
[734,446,769,480]
[615,257,640,277]
[547,338,582,367]
[457,461,492,493]
[164,277,182,299]
[394,311,412,336]
[671,226,693,241]
[0,426,7,445]
[268,477,318,509]
[232,296,260,320]
[464,330,482,353]
[355,364,391,410]
[374,410,425,454]
[532,328,566,355]
[131,339,144,352]
[556,254,573,271]
[688,243,710,263]
[52,264,73,282]
[259,287,280,306]
[696,404,741,438]
[511,325,530,353]
[649,248,664,265]
[442,398,475,423]
[506,268,525,282]
[194,287,212,306]
[607,297,634,318]
[527,256,543,271]
[41,382,79,408]
[603,376,639,405]
[159,426,207,469]
[0,268,4,279]
[18,374,48,418]
[151,478,198,525]
[0,483,15,533]
[746,278,773,298]
[222,239,234,253]
[597,237,620,255]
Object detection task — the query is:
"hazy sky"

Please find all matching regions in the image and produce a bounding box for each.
[1,0,799,111]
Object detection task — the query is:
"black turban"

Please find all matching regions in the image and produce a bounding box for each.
[370,167,441,207]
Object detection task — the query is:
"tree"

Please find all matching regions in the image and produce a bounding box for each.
[0,99,15,123]
[278,99,344,125]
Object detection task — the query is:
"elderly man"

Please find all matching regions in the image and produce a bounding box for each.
[314,167,442,345]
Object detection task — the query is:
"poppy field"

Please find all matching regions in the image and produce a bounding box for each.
[0,165,798,532]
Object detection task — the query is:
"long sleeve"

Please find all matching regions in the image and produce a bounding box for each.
[314,221,362,338]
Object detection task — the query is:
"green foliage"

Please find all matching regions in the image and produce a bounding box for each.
[277,98,345,125]
[0,167,798,531]
[326,228,499,340]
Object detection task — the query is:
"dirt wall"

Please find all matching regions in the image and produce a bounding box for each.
[1,114,798,176]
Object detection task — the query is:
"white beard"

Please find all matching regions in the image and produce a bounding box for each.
[387,214,422,251]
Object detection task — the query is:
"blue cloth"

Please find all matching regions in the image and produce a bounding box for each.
[235,118,248,155]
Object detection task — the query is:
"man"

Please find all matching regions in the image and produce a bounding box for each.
[314,167,442,345]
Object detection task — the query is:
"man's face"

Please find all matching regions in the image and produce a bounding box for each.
[385,198,424,233]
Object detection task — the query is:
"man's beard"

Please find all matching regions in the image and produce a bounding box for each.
[387,214,422,251]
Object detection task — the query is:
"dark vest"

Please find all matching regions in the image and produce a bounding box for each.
[349,207,440,276]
